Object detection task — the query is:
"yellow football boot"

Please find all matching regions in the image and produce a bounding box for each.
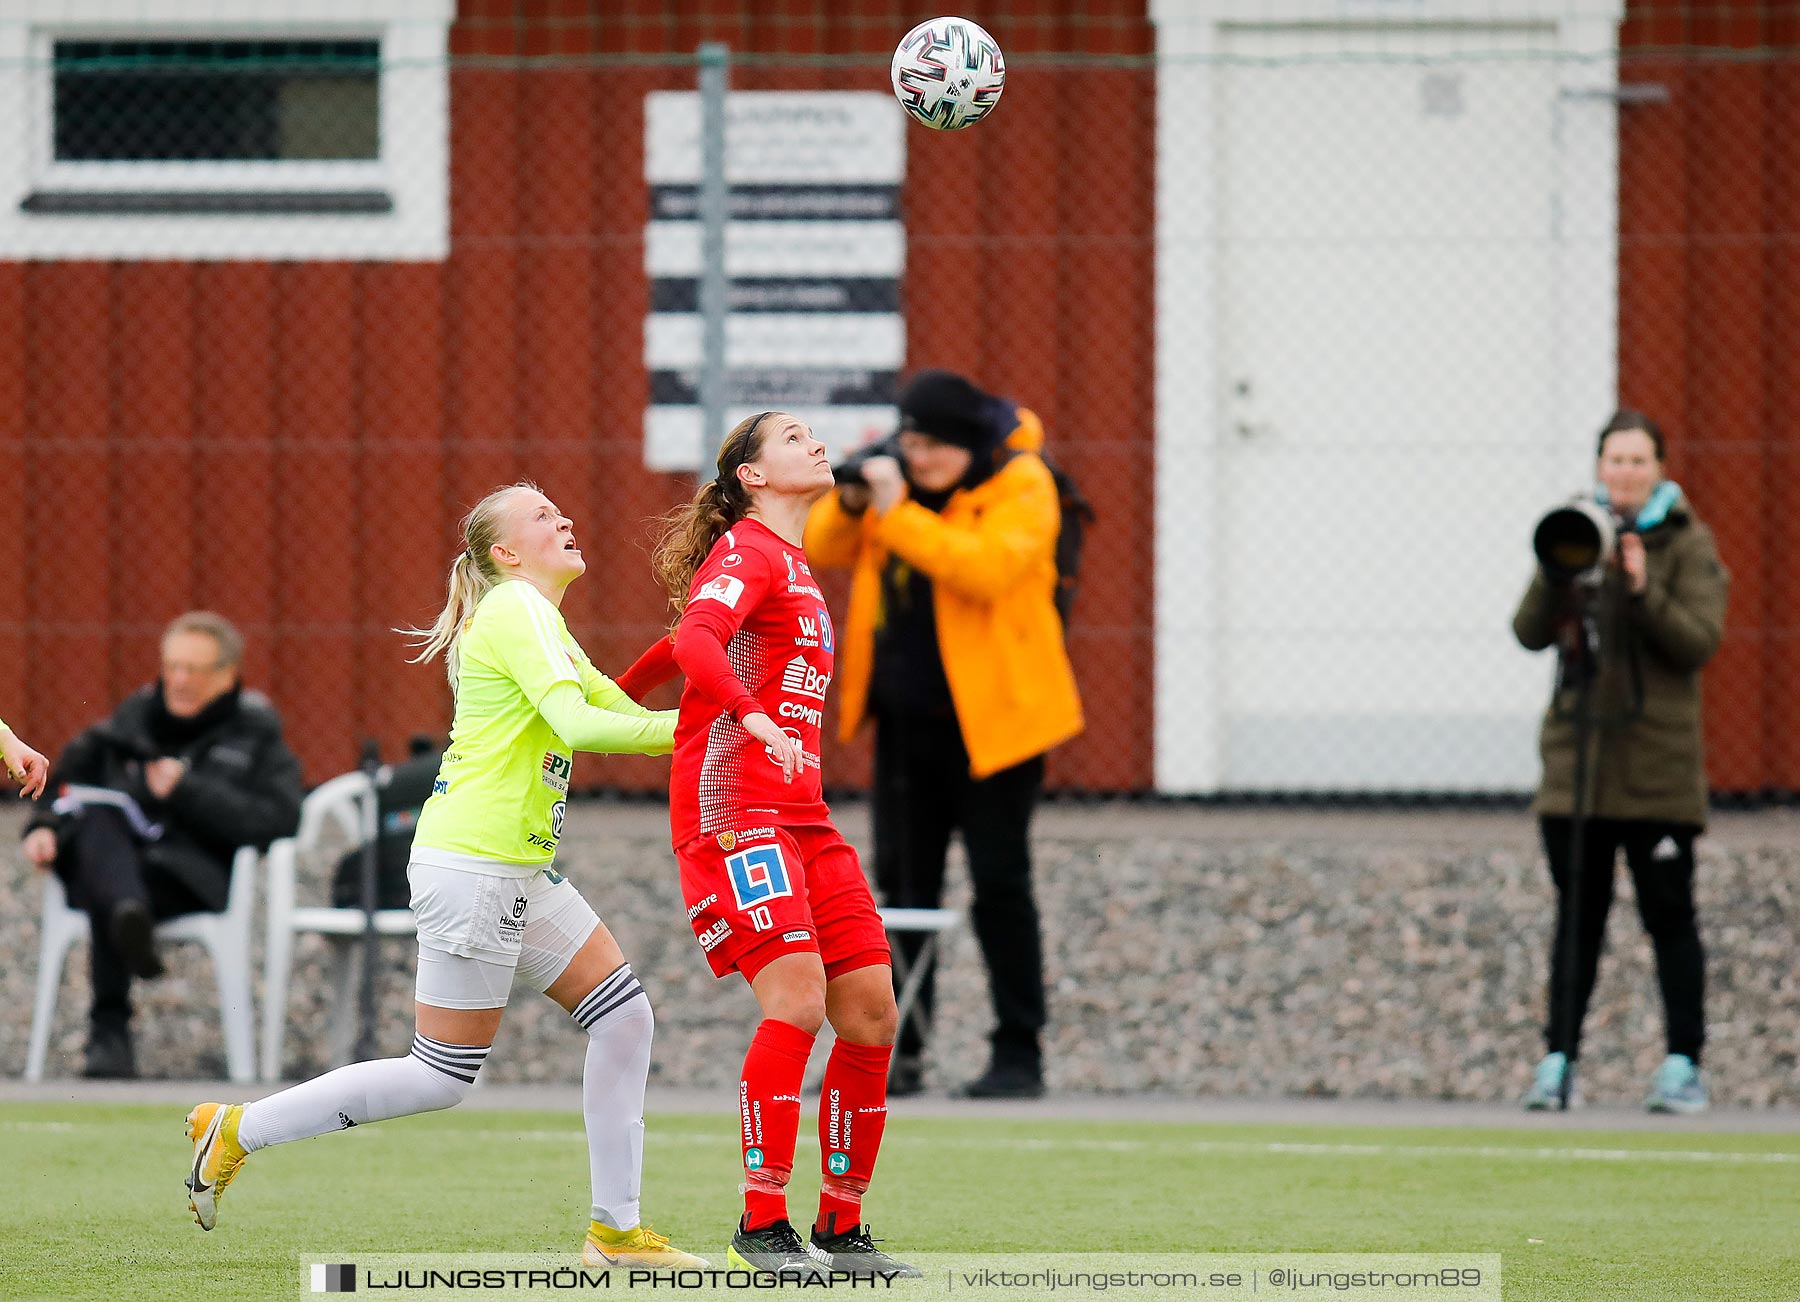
[582,1222,711,1271]
[184,1102,248,1230]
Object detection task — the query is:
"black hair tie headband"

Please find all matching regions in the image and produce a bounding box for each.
[714,411,776,491]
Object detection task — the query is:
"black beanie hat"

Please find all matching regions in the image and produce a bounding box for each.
[898,369,1005,452]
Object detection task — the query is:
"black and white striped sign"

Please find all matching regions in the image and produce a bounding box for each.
[643,92,904,472]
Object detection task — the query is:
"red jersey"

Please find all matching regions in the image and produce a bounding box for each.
[666,518,835,844]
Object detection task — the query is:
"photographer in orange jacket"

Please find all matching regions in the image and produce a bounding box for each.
[807,370,1083,1098]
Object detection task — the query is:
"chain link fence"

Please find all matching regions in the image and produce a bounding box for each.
[0,3,1793,801]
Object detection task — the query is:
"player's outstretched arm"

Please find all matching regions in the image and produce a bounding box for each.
[585,670,662,719]
[610,635,678,705]
[538,680,676,756]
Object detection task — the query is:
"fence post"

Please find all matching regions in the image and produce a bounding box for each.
[697,42,730,473]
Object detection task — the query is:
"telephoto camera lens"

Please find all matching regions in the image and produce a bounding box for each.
[1533,500,1618,584]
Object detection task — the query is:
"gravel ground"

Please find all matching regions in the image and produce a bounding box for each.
[4,799,1795,1108]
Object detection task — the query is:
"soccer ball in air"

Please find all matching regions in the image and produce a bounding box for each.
[890,17,1006,131]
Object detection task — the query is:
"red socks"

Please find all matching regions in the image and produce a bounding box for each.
[815,1038,891,1233]
[738,1018,816,1232]
[737,1020,895,1234]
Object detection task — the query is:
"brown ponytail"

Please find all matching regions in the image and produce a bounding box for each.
[649,411,781,623]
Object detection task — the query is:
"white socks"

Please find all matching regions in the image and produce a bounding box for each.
[573,964,653,1230]
[237,1033,488,1152]
[234,963,654,1233]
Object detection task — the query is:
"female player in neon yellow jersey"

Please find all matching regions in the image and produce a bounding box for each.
[185,483,707,1270]
[0,718,48,798]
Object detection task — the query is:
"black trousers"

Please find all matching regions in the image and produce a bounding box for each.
[51,807,208,1031]
[872,710,1047,1067]
[1539,815,1706,1063]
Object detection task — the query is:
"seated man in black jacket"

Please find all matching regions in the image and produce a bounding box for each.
[22,611,303,1078]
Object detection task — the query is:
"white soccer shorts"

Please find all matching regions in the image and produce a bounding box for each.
[408,861,602,1009]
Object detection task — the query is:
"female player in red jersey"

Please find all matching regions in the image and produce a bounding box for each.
[628,412,919,1280]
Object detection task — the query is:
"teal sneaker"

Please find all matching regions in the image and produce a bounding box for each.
[1522,1052,1575,1111]
[1646,1054,1709,1114]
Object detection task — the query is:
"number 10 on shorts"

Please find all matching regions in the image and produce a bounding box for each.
[726,843,792,914]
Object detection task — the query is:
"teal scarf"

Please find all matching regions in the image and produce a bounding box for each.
[1595,479,1681,531]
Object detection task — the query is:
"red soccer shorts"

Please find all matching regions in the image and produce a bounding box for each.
[677,821,891,982]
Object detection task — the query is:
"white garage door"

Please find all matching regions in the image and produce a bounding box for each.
[1211,24,1597,790]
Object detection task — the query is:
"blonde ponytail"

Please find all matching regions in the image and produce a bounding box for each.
[402,482,537,683]
[648,412,782,624]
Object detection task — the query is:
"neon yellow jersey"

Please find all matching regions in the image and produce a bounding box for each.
[411,579,669,875]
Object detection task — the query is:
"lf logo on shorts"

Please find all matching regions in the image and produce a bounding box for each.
[745,1147,765,1170]
[827,1151,850,1175]
[726,843,792,910]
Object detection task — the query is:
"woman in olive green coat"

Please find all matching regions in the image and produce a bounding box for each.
[1512,410,1728,1114]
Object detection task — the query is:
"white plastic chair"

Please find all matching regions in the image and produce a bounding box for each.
[25,841,266,1082]
[879,906,963,1049]
[260,770,418,1082]
[804,906,962,1089]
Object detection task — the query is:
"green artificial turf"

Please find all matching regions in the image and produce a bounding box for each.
[3,1103,1796,1300]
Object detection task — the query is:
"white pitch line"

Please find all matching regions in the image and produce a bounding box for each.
[9,1117,1793,1166]
[464,1128,1800,1166]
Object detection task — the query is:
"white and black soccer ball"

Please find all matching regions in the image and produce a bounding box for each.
[890,16,1006,131]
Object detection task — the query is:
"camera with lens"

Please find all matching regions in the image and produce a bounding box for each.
[1533,498,1634,585]
[832,433,903,487]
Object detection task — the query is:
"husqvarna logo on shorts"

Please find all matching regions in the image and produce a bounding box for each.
[551,800,566,838]
[726,843,792,910]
